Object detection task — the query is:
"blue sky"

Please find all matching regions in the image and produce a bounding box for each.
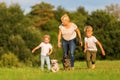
[0,0,120,14]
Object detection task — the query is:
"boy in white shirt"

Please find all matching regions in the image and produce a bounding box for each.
[32,35,53,71]
[84,26,105,69]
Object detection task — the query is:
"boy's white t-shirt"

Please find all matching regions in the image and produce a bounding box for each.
[59,23,77,41]
[39,42,52,56]
[84,36,98,51]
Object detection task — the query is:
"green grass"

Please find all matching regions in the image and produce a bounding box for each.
[0,60,120,80]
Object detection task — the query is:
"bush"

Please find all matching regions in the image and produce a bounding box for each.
[32,55,40,67]
[0,52,19,67]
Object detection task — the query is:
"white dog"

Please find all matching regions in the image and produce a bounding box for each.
[51,59,59,72]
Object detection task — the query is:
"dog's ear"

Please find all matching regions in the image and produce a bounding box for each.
[56,60,58,63]
[51,60,54,63]
[51,59,58,63]
[64,56,69,59]
[54,60,57,63]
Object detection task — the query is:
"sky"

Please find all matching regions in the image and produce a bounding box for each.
[0,0,120,14]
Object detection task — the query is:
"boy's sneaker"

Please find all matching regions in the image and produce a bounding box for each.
[92,64,95,69]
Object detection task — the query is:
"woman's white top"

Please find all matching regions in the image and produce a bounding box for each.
[59,23,77,41]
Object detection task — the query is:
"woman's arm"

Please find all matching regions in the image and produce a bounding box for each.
[58,29,62,48]
[75,28,82,46]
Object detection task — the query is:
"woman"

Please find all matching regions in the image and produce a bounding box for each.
[57,14,82,69]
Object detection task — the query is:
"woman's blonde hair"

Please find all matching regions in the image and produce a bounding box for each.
[61,14,70,21]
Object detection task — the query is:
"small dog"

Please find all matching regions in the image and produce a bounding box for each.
[51,59,59,72]
[63,56,71,70]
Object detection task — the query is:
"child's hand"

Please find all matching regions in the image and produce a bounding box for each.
[102,53,105,56]
[102,54,106,60]
[32,50,35,54]
[101,50,105,56]
[47,53,50,56]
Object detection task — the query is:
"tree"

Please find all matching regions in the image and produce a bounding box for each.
[30,2,54,28]
[86,10,120,59]
[0,3,42,66]
[54,6,68,22]
[86,10,116,29]
[105,4,120,20]
[77,6,88,16]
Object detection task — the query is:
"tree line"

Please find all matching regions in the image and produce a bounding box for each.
[0,2,120,67]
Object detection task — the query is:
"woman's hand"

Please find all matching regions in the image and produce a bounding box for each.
[79,41,82,46]
[58,42,61,48]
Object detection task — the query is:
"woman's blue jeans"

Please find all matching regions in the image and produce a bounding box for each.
[62,38,76,67]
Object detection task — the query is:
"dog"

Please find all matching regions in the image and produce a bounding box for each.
[63,56,71,70]
[51,59,59,72]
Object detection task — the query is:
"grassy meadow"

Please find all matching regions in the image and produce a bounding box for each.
[0,60,120,80]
